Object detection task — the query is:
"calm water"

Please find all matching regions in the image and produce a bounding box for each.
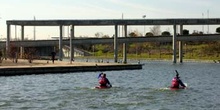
[0,61,220,110]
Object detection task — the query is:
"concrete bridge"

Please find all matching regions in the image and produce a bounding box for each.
[1,34,220,47]
[1,34,220,62]
[5,18,220,63]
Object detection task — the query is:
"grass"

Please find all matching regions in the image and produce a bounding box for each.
[81,43,220,62]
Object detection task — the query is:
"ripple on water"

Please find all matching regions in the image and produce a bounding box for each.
[0,61,220,110]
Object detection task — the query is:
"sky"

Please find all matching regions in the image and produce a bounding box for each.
[0,0,220,40]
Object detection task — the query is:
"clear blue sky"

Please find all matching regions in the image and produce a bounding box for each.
[0,0,220,39]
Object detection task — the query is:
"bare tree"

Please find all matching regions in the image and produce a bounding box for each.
[95,32,103,38]
[8,43,18,63]
[129,30,141,37]
[24,47,38,63]
[150,26,161,36]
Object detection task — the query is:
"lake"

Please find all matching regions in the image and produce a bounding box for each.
[0,60,219,110]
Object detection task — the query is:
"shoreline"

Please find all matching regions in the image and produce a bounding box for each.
[141,59,220,63]
[74,57,220,64]
[0,59,142,76]
[0,58,218,76]
[0,58,218,68]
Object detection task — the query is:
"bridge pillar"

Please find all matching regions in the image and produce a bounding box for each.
[59,25,63,61]
[20,25,24,59]
[179,25,183,63]
[6,24,11,59]
[114,25,118,63]
[172,25,177,63]
[70,25,74,64]
[123,25,127,64]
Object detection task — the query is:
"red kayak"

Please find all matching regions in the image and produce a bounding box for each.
[95,86,111,89]
[170,83,187,90]
[170,87,186,90]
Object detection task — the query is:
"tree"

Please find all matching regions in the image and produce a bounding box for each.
[102,35,110,38]
[161,31,171,36]
[95,32,103,38]
[183,29,189,35]
[161,31,172,45]
[145,32,154,36]
[8,43,18,63]
[24,47,38,63]
[129,32,137,37]
[129,30,140,37]
[199,31,204,35]
[192,30,199,35]
[216,27,220,34]
[150,26,161,36]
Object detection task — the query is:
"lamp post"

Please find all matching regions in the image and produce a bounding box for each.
[93,45,95,57]
[33,16,36,40]
[202,13,204,33]
[0,17,1,39]
[207,10,209,34]
[142,15,146,36]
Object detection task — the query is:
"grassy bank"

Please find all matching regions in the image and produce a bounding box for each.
[86,43,219,62]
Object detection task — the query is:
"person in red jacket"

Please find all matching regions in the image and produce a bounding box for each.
[171,72,186,89]
[99,73,112,88]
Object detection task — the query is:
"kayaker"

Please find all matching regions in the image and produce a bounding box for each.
[171,72,186,89]
[51,51,56,64]
[99,73,112,88]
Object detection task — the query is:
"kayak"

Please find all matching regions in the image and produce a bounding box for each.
[170,83,187,90]
[170,87,186,90]
[95,86,111,89]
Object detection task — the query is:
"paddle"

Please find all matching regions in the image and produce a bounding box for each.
[175,70,187,88]
[98,73,103,79]
[96,64,103,79]
[175,70,179,76]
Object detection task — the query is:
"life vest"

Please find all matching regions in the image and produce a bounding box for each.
[171,77,179,88]
[99,78,107,85]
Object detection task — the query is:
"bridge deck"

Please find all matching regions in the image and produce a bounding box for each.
[1,34,220,47]
[7,18,220,26]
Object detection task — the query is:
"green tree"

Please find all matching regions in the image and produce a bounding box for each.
[129,31,139,37]
[161,31,171,36]
[183,29,189,35]
[216,27,220,33]
[102,35,110,38]
[145,32,154,36]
